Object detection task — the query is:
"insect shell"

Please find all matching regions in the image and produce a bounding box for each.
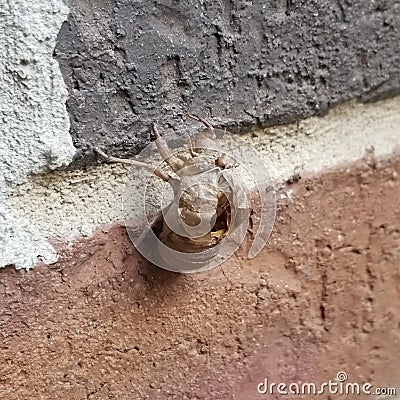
[96,114,250,256]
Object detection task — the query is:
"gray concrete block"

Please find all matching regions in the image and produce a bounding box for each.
[56,0,400,163]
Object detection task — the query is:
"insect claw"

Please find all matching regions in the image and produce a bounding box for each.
[152,123,184,172]
[152,123,161,138]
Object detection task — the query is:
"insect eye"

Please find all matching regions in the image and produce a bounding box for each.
[215,158,225,168]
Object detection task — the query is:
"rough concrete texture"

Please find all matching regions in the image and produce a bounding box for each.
[0,0,75,185]
[0,154,399,399]
[7,96,400,262]
[55,0,400,162]
[0,0,76,269]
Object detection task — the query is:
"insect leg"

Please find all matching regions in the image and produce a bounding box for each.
[95,148,171,182]
[186,113,215,134]
[152,123,184,172]
[187,134,200,157]
[186,114,217,151]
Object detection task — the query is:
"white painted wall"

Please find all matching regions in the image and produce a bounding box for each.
[0,1,76,269]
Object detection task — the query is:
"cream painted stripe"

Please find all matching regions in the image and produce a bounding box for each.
[242,97,400,182]
[8,96,400,260]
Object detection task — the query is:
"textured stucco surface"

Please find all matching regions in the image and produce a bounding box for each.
[56,0,400,163]
[7,96,400,269]
[0,1,76,269]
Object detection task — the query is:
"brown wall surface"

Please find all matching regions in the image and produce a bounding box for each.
[1,154,399,399]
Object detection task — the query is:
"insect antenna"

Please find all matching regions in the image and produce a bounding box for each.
[186,113,215,134]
